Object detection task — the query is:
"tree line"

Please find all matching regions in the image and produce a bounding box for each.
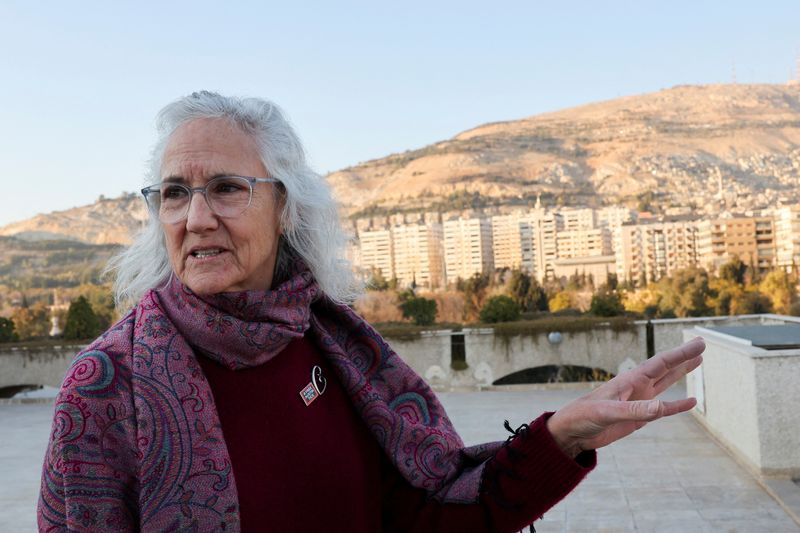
[362,256,800,327]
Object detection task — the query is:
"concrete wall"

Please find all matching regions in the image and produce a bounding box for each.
[386,325,648,390]
[649,314,785,355]
[383,331,455,389]
[754,352,800,475]
[464,326,646,385]
[685,327,800,478]
[0,345,83,390]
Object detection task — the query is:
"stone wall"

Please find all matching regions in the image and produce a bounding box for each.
[385,325,647,390]
[0,345,83,391]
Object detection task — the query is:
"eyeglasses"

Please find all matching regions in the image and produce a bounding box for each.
[141,175,280,224]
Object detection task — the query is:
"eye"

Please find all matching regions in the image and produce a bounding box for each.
[211,178,247,195]
[162,184,189,200]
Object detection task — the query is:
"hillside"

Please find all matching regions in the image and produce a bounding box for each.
[0,193,147,245]
[0,236,121,290]
[328,83,800,216]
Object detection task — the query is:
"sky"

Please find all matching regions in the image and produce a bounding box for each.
[0,0,798,226]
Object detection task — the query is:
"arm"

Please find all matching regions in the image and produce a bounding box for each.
[382,413,595,533]
[381,337,704,532]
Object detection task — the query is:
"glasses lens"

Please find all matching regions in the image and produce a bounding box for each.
[156,183,191,223]
[207,177,252,217]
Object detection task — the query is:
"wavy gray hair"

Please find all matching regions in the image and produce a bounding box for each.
[107,91,361,309]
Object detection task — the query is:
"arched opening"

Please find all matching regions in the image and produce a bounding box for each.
[0,384,44,399]
[492,365,614,385]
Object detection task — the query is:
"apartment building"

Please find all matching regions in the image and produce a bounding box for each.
[358,228,394,281]
[491,212,531,271]
[443,216,494,284]
[557,228,612,259]
[697,216,775,273]
[617,220,699,284]
[597,206,636,258]
[773,206,800,271]
[391,222,445,289]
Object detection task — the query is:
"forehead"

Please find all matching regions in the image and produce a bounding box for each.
[161,118,266,179]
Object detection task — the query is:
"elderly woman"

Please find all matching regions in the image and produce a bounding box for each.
[38,92,703,532]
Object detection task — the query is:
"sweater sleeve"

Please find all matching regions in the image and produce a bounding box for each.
[381,412,596,533]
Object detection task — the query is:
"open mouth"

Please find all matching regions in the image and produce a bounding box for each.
[190,248,225,259]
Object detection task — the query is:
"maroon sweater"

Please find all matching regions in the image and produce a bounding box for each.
[198,337,595,532]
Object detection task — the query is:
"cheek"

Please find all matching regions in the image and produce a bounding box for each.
[163,227,184,266]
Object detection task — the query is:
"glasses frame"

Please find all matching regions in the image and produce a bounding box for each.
[141,175,280,223]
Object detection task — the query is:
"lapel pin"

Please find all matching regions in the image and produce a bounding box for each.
[300,365,327,406]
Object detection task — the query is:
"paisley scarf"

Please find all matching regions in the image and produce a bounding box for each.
[38,259,501,532]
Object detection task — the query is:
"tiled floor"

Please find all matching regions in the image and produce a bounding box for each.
[439,386,799,532]
[2,385,798,532]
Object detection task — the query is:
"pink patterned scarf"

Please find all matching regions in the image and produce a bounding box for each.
[39,260,500,531]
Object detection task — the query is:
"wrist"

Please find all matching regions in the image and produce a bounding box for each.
[546,414,582,459]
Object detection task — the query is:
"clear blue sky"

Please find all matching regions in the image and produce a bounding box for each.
[1,1,798,226]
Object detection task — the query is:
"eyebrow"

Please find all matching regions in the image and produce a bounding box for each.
[161,173,231,184]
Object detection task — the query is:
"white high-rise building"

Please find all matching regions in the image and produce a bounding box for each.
[491,212,529,272]
[556,228,612,259]
[617,220,700,284]
[490,202,562,282]
[773,206,800,271]
[391,222,445,288]
[597,206,636,256]
[597,206,636,231]
[443,216,494,284]
[559,208,596,231]
[358,228,394,281]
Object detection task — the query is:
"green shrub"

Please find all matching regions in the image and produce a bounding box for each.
[399,297,437,326]
[479,295,521,323]
[0,317,18,342]
[590,291,625,317]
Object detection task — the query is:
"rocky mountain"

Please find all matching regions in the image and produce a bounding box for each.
[328,83,800,216]
[0,193,147,245]
[3,83,800,246]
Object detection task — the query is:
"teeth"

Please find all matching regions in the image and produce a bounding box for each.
[192,249,222,258]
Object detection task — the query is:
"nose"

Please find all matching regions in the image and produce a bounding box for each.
[184,191,219,232]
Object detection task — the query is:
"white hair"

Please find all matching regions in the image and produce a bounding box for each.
[107,91,362,309]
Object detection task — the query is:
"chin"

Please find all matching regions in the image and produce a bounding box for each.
[181,274,238,295]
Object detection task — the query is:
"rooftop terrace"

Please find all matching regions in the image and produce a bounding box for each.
[2,384,798,532]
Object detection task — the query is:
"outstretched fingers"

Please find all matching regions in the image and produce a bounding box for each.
[640,337,706,380]
[651,353,703,396]
[590,337,706,403]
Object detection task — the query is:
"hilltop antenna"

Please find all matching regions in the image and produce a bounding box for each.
[731,60,737,84]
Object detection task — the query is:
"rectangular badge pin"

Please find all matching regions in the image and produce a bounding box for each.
[300,382,319,406]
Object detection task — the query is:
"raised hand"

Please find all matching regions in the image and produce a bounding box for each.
[546,337,705,458]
